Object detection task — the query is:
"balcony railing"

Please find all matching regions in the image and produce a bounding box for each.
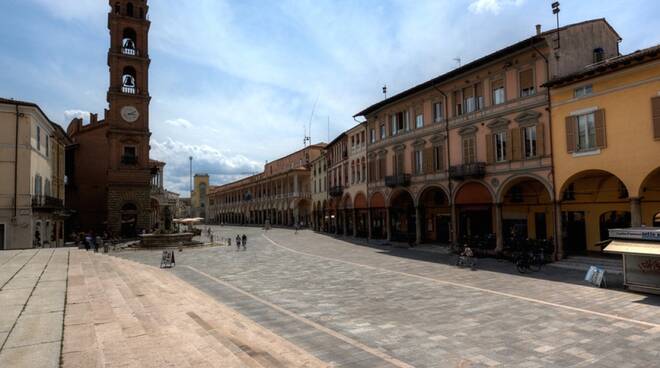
[121,155,138,165]
[122,86,137,94]
[32,195,64,210]
[385,174,411,188]
[329,186,344,197]
[121,47,139,56]
[449,162,486,180]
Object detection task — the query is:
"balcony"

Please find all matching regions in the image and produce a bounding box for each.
[385,174,411,188]
[449,162,486,180]
[121,155,138,165]
[122,86,137,94]
[32,195,64,211]
[121,47,139,56]
[329,186,344,197]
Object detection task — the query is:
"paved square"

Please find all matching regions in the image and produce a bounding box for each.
[116,227,660,367]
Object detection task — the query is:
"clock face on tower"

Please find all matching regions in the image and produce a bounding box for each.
[120,106,139,122]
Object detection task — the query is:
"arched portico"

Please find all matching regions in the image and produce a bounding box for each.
[640,167,660,228]
[354,192,368,237]
[418,186,451,244]
[389,189,416,242]
[369,192,387,239]
[559,170,630,254]
[454,181,494,247]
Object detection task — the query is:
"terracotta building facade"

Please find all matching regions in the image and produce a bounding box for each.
[208,145,325,227]
[66,0,153,237]
[353,19,620,257]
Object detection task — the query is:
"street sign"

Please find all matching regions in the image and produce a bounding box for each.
[160,250,175,268]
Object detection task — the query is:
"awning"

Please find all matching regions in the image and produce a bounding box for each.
[604,240,660,256]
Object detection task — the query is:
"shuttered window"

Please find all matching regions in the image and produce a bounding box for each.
[495,132,507,162]
[510,128,522,160]
[519,69,535,97]
[463,86,475,113]
[568,109,606,152]
[413,150,423,175]
[454,90,462,116]
[423,147,433,173]
[462,136,476,164]
[523,126,537,158]
[433,145,444,172]
[652,96,660,139]
[433,102,444,122]
[492,79,505,105]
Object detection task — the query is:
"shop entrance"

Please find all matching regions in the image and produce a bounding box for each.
[563,211,586,255]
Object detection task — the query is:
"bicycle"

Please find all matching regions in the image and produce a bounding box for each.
[514,250,544,273]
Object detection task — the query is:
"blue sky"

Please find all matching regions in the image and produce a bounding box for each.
[1,0,659,195]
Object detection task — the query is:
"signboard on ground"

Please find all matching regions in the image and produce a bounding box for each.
[585,266,606,287]
[160,250,175,268]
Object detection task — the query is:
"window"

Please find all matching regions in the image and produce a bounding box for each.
[36,126,41,150]
[593,47,605,63]
[433,102,443,122]
[391,111,409,135]
[351,136,355,147]
[415,113,424,129]
[454,90,462,116]
[495,131,507,162]
[577,112,596,151]
[122,146,137,164]
[574,85,593,98]
[361,161,366,182]
[519,69,535,97]
[492,79,505,105]
[462,136,476,164]
[433,146,444,172]
[463,86,475,113]
[35,175,42,196]
[414,150,423,175]
[370,129,376,143]
[380,124,386,139]
[45,135,49,157]
[523,126,537,158]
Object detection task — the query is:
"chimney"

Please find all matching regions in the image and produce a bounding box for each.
[90,113,98,125]
[535,24,542,35]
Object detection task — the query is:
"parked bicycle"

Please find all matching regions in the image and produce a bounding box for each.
[514,249,544,273]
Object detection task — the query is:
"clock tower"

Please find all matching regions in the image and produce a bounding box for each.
[105,0,153,235]
[66,0,155,237]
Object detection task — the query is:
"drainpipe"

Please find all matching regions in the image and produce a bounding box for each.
[433,87,453,243]
[13,104,22,222]
[531,42,560,260]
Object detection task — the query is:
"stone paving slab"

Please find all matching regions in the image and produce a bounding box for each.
[116,226,660,368]
[0,248,69,368]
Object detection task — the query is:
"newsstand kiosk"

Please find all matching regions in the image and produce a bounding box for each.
[604,227,660,295]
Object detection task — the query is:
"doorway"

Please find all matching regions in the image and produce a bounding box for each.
[563,211,586,255]
[121,203,138,238]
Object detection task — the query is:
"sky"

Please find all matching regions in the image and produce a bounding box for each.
[1,0,659,195]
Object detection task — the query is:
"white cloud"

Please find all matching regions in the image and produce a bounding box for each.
[150,137,262,194]
[469,0,525,15]
[63,109,90,124]
[164,118,193,129]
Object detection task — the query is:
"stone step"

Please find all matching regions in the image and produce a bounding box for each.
[62,250,327,368]
[548,256,623,275]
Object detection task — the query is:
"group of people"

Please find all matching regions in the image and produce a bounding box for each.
[235,234,247,250]
[72,231,112,253]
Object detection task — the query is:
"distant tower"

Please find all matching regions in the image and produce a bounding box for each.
[106,0,153,236]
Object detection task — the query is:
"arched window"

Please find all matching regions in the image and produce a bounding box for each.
[122,66,137,94]
[122,28,137,55]
[114,2,121,14]
[126,2,134,17]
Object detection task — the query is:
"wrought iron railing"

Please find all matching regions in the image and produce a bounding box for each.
[384,174,411,188]
[449,162,486,180]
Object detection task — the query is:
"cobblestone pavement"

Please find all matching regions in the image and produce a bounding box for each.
[116,227,660,368]
[0,249,68,368]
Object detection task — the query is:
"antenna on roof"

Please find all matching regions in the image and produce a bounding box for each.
[305,95,318,147]
[552,2,561,50]
[453,57,461,67]
[382,85,387,99]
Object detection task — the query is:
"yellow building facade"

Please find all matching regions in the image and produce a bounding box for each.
[547,45,660,255]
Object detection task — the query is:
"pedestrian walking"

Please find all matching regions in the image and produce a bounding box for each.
[93,233,100,253]
[209,232,214,244]
[241,234,247,250]
[235,235,241,251]
[294,223,299,234]
[84,232,92,251]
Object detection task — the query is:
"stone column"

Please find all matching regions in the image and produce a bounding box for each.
[342,210,348,236]
[630,197,642,227]
[415,206,422,245]
[555,201,564,260]
[450,203,457,244]
[386,207,392,241]
[367,208,372,240]
[352,209,357,237]
[495,203,503,253]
